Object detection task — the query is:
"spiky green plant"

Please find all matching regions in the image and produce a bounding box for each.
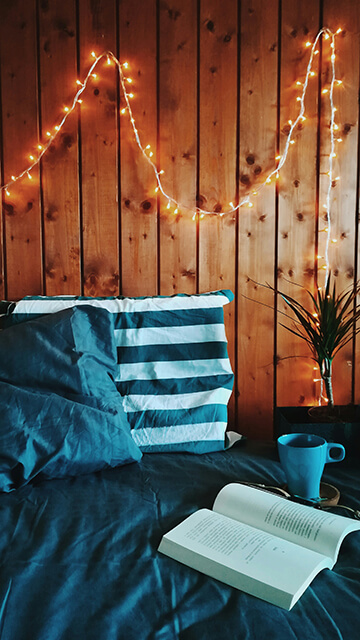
[270,275,360,407]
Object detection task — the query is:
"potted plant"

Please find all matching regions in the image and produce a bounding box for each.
[267,274,360,453]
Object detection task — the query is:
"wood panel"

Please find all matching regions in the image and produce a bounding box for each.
[0,0,359,436]
[0,0,42,299]
[276,0,320,409]
[79,0,119,296]
[158,0,197,295]
[198,0,238,424]
[119,0,158,297]
[320,0,359,406]
[39,0,81,294]
[237,0,278,439]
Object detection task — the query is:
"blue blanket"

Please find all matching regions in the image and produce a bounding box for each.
[1,441,359,639]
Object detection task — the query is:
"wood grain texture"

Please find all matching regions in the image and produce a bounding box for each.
[39,0,81,295]
[321,1,359,406]
[119,0,158,297]
[276,0,320,409]
[198,0,238,424]
[158,0,197,295]
[0,0,42,299]
[237,0,278,438]
[79,0,119,296]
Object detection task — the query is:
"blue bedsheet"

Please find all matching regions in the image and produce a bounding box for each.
[1,441,359,639]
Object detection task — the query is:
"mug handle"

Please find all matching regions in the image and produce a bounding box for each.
[326,443,346,463]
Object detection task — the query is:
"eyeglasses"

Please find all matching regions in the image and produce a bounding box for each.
[239,481,360,520]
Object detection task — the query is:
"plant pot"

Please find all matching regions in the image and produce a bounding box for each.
[275,405,360,457]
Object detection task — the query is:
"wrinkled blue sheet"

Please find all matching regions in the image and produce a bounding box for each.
[1,440,359,639]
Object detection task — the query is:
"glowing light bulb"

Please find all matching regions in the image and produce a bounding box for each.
[5,189,10,196]
[128,93,134,98]
[289,140,295,145]
[126,78,133,83]
[248,201,254,207]
[149,151,153,157]
[91,51,97,58]
[167,201,171,209]
[123,62,129,69]
[336,28,342,34]
[55,126,60,131]
[322,89,329,94]
[27,172,32,180]
[29,155,34,161]
[121,108,126,114]
[76,80,82,86]
[64,107,69,112]
[310,71,316,77]
[305,41,312,47]
[46,131,51,137]
[37,145,43,150]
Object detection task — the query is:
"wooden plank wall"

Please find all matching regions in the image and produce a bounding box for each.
[0,0,359,439]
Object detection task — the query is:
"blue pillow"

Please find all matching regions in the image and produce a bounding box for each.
[0,306,142,492]
[0,291,236,453]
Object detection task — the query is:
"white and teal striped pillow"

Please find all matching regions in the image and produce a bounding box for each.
[2,290,235,453]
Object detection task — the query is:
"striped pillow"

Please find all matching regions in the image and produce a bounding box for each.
[1,290,235,453]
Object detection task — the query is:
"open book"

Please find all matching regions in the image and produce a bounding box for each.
[158,483,360,610]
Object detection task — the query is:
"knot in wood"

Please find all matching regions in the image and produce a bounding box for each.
[246,154,255,165]
[141,200,152,211]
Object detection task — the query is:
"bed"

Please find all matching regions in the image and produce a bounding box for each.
[0,291,359,640]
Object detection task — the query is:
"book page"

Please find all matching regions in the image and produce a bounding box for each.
[158,508,331,610]
[213,484,360,562]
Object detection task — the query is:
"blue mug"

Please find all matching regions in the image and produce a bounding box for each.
[277,433,345,501]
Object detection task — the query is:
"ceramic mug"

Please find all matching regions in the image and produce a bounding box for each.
[277,433,345,501]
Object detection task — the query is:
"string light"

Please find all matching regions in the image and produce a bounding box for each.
[0,29,343,228]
